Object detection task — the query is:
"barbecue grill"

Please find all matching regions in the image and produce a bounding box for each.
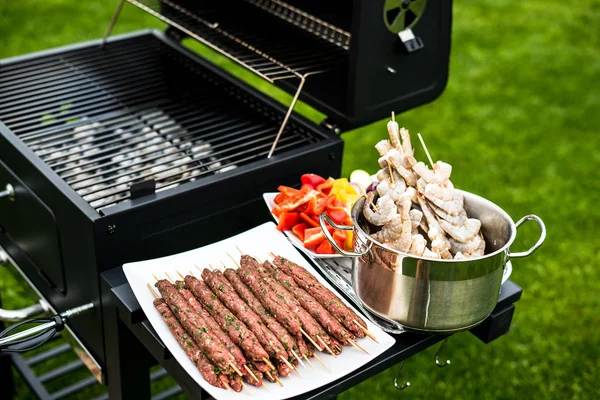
[0,1,522,398]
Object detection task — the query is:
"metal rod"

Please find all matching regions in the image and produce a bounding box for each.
[268,74,305,158]
[102,0,127,48]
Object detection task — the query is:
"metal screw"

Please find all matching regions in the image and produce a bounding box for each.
[0,248,8,265]
[107,225,116,235]
[0,184,15,201]
[334,127,341,134]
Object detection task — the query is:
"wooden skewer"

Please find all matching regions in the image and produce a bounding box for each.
[391,111,396,122]
[317,336,337,358]
[312,352,331,373]
[348,338,370,355]
[195,265,202,274]
[417,133,435,169]
[165,272,174,283]
[291,348,306,369]
[176,271,185,280]
[152,273,160,282]
[147,283,159,299]
[244,364,259,383]
[261,381,271,392]
[222,381,232,392]
[235,245,244,254]
[226,252,241,268]
[189,270,196,277]
[266,370,284,387]
[299,328,322,351]
[303,354,315,370]
[240,381,254,395]
[387,161,395,184]
[220,261,231,271]
[229,362,243,377]
[280,355,301,378]
[355,320,378,343]
[261,357,275,370]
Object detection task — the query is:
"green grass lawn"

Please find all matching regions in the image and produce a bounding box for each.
[1,0,599,399]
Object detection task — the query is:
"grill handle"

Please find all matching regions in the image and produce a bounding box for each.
[0,299,50,322]
[0,303,94,353]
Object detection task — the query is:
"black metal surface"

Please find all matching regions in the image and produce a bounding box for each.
[102,265,522,399]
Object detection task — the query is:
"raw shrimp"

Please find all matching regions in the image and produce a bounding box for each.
[363,192,397,226]
[448,233,485,256]
[424,192,464,216]
[424,180,455,202]
[409,234,427,256]
[431,203,467,226]
[439,218,481,243]
[409,209,423,234]
[372,214,403,243]
[413,161,453,184]
[387,204,413,252]
[418,196,452,256]
[376,179,406,202]
[398,128,413,155]
[375,140,393,157]
[387,120,401,148]
[383,149,417,186]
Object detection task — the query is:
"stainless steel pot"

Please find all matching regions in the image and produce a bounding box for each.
[319,190,546,333]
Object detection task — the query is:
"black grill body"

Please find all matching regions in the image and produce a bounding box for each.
[0,30,342,370]
[160,0,453,129]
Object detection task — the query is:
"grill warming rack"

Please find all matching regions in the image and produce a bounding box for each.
[102,0,350,157]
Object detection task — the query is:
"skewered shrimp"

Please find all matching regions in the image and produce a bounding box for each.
[413,161,453,184]
[409,234,427,256]
[363,192,397,226]
[448,233,485,256]
[372,214,402,243]
[424,180,455,202]
[399,127,414,156]
[418,196,452,257]
[383,149,417,186]
[376,179,406,202]
[409,209,423,233]
[431,204,467,226]
[387,204,413,252]
[439,218,481,243]
[387,120,401,148]
[375,140,393,157]
[424,192,464,216]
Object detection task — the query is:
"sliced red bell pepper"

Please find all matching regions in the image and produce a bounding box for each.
[276,212,300,231]
[332,230,347,249]
[299,212,319,227]
[301,184,314,191]
[291,222,309,241]
[327,209,349,225]
[277,185,300,197]
[276,187,317,213]
[305,194,329,215]
[316,177,335,195]
[301,174,326,188]
[303,227,325,248]
[274,193,286,205]
[315,239,335,254]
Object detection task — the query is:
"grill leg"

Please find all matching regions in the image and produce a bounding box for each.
[106,318,151,399]
[0,295,15,400]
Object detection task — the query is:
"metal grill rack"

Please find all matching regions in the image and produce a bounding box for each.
[0,34,325,212]
[8,335,182,400]
[103,0,350,157]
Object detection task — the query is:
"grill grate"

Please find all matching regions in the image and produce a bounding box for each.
[124,0,349,83]
[0,34,325,212]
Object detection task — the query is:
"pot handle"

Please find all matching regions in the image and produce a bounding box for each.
[319,213,369,257]
[510,214,547,258]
